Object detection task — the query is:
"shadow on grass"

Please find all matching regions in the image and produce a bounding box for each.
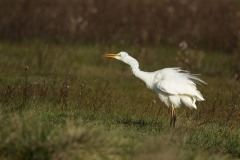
[115,117,164,128]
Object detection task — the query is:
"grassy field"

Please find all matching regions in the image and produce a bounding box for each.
[0,40,239,160]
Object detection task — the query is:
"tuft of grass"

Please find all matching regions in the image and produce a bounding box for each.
[0,110,131,160]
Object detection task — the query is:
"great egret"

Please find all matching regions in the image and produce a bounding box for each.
[104,51,206,127]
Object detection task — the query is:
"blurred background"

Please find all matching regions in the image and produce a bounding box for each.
[1,0,240,80]
[1,0,240,51]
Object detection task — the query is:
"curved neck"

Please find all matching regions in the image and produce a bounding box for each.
[127,59,152,86]
[131,67,150,85]
[121,55,152,87]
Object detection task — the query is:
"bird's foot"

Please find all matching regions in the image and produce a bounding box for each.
[170,115,177,128]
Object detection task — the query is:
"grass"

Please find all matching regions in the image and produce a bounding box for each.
[0,40,239,159]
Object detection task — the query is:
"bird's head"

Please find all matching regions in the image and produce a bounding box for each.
[103,51,139,69]
[103,51,129,61]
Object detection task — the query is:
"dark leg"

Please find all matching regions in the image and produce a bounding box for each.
[170,105,177,127]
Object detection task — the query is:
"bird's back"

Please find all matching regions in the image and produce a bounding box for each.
[152,67,206,109]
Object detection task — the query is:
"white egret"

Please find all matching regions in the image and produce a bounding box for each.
[104,51,206,127]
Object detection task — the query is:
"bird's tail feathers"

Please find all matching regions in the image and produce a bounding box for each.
[189,75,207,85]
[195,90,205,101]
[181,96,197,109]
[175,68,207,85]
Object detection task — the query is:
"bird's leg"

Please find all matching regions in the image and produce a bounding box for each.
[173,107,177,127]
[170,105,177,127]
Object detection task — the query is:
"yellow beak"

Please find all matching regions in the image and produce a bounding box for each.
[103,53,118,58]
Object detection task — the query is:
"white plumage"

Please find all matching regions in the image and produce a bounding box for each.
[104,51,206,127]
[154,67,205,109]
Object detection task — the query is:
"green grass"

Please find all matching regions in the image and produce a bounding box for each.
[0,41,239,159]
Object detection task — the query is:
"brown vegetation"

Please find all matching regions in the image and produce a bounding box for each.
[1,0,240,51]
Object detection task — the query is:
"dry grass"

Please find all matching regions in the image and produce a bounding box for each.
[0,111,130,160]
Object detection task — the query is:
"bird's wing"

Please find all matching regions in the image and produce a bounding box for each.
[155,68,205,100]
